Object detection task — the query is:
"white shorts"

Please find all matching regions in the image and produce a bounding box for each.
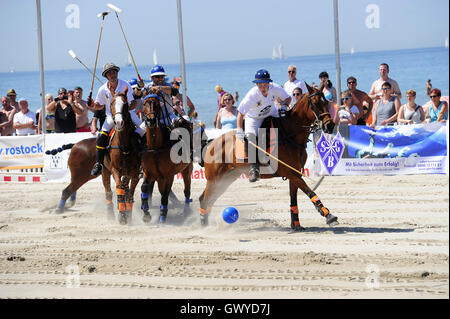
[244,111,279,137]
[101,112,146,136]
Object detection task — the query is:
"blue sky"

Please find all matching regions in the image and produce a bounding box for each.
[1,0,448,72]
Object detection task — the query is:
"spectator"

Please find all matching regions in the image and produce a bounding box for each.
[233,91,239,103]
[318,71,338,122]
[214,84,226,127]
[397,89,424,124]
[425,79,432,96]
[46,88,84,133]
[290,87,303,108]
[73,87,94,132]
[368,63,402,102]
[425,88,448,123]
[346,76,373,125]
[335,90,359,126]
[0,96,17,136]
[216,92,237,129]
[13,98,36,135]
[6,89,19,112]
[283,65,307,101]
[36,93,55,134]
[370,82,401,128]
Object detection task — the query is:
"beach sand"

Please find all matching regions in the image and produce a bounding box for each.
[0,174,448,299]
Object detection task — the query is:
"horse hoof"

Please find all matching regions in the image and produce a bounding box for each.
[142,212,151,223]
[326,214,339,226]
[159,215,167,224]
[55,207,64,214]
[126,211,132,223]
[294,224,306,231]
[200,214,208,226]
[66,200,76,208]
[119,213,127,225]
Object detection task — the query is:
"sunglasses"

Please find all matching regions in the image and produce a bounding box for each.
[153,75,164,79]
[430,95,440,98]
[293,93,301,96]
[342,97,351,100]
[347,81,356,84]
[381,87,391,90]
[288,70,296,74]
[223,98,233,101]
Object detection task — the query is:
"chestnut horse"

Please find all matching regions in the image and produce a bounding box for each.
[198,84,339,230]
[47,88,140,225]
[139,93,194,223]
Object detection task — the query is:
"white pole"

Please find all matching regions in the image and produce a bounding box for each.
[176,0,188,114]
[36,0,46,135]
[333,0,342,109]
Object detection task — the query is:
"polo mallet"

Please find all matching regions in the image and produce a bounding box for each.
[88,11,110,106]
[107,3,144,88]
[68,50,104,85]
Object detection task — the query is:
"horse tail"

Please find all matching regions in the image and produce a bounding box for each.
[45,143,75,156]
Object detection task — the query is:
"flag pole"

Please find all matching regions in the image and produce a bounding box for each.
[36,0,46,136]
[176,0,188,113]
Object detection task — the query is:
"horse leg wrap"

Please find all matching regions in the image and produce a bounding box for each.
[141,192,149,212]
[126,201,134,211]
[116,188,126,212]
[309,192,329,217]
[199,207,211,226]
[290,206,301,229]
[185,197,193,205]
[159,205,168,223]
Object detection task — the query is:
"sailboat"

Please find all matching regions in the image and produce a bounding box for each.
[272,44,286,60]
[350,47,355,55]
[125,52,132,67]
[271,47,278,60]
[445,37,449,49]
[153,49,158,65]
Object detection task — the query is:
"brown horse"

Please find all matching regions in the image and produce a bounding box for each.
[198,83,339,230]
[48,88,140,225]
[139,93,194,223]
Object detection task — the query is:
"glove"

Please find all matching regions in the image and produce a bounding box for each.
[87,96,94,107]
[279,105,288,117]
[137,80,145,89]
[236,129,245,141]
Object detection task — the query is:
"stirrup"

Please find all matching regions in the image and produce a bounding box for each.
[91,162,103,176]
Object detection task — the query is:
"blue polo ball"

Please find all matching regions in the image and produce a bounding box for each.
[222,207,239,224]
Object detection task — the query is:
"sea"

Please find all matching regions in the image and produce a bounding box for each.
[1,46,448,128]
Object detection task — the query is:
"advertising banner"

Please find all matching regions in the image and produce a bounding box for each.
[315,122,448,175]
[0,135,44,169]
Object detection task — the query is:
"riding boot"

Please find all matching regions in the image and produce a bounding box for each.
[245,133,259,182]
[91,132,108,176]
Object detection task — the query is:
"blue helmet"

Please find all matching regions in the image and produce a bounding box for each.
[128,78,138,87]
[252,69,272,83]
[150,65,167,77]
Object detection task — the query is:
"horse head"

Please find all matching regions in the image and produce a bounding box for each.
[142,94,162,128]
[110,87,130,131]
[292,83,335,134]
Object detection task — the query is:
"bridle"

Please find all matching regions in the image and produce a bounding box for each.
[141,94,161,128]
[110,93,129,131]
[305,91,333,132]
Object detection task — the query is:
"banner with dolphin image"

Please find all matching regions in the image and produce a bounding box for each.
[315,122,448,175]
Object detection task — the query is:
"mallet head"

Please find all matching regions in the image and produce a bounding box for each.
[97,11,110,18]
[68,49,77,59]
[107,3,122,14]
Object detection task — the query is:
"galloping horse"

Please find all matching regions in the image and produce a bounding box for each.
[139,93,194,223]
[198,83,339,230]
[47,88,140,225]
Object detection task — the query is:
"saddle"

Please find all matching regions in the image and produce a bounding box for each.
[235,117,280,161]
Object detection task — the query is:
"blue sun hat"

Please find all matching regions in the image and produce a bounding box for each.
[150,65,167,77]
[222,207,239,224]
[252,69,273,83]
[128,78,138,89]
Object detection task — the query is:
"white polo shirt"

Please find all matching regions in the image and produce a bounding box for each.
[95,79,134,117]
[13,111,36,135]
[238,83,290,119]
[284,79,307,99]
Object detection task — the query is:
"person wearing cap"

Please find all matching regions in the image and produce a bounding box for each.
[13,98,37,136]
[6,89,19,112]
[236,69,291,182]
[46,88,84,133]
[128,78,144,120]
[142,65,195,123]
[90,62,146,176]
[0,96,17,136]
